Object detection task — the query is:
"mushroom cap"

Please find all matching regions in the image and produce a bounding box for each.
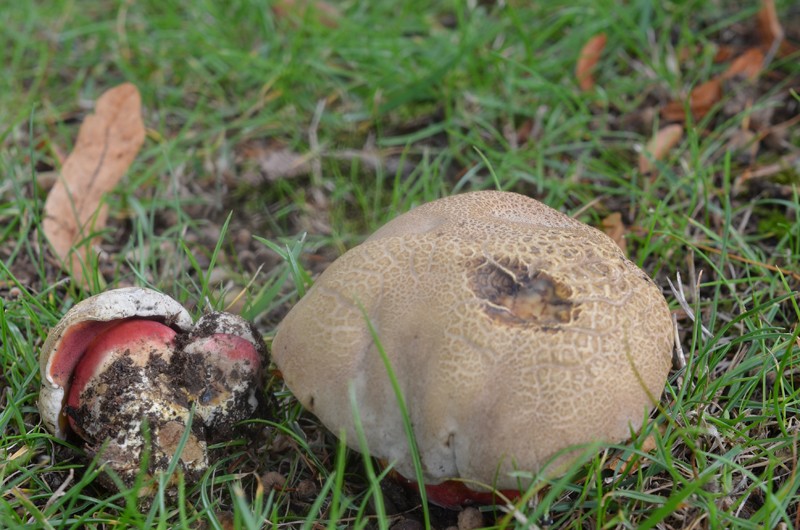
[272,191,673,490]
[38,287,193,438]
[178,312,265,436]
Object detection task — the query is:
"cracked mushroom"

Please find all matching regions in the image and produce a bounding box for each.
[38,287,266,494]
[272,191,673,507]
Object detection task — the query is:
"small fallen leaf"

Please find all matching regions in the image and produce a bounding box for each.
[757,0,783,49]
[603,428,663,474]
[684,79,723,118]
[726,129,759,164]
[515,118,534,146]
[756,0,799,58]
[662,79,722,121]
[601,212,627,256]
[713,45,736,63]
[256,147,312,182]
[272,0,340,28]
[42,83,145,284]
[639,124,684,173]
[677,44,702,63]
[576,33,607,92]
[721,48,764,81]
[238,141,312,184]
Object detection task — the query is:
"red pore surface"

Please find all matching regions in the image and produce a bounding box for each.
[423,481,522,509]
[393,472,521,509]
[190,334,262,366]
[48,320,123,386]
[66,320,176,431]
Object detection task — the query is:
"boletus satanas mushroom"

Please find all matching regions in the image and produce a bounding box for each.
[38,287,266,494]
[272,191,673,507]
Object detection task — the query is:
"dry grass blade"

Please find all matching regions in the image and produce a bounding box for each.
[737,152,800,186]
[693,243,800,282]
[639,124,683,173]
[42,83,145,284]
[576,33,607,92]
[666,272,714,340]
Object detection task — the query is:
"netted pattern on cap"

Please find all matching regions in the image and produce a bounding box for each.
[273,191,673,490]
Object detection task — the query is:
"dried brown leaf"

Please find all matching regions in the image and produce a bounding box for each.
[272,0,340,28]
[639,124,684,173]
[661,103,685,122]
[576,33,607,92]
[756,0,798,57]
[662,79,723,122]
[722,48,764,81]
[257,147,311,182]
[713,45,736,63]
[678,44,702,63]
[602,430,661,473]
[42,83,145,284]
[515,118,533,146]
[685,79,723,117]
[238,141,312,184]
[601,212,628,256]
[757,0,783,48]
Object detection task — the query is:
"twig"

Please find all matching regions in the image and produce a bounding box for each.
[42,469,74,513]
[694,243,800,281]
[672,312,686,369]
[742,153,800,181]
[570,195,606,218]
[498,502,540,529]
[224,262,265,313]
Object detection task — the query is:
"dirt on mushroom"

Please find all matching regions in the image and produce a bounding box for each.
[38,288,268,496]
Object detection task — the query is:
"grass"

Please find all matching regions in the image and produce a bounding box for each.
[1,0,799,528]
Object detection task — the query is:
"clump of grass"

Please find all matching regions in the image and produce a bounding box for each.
[2,0,799,528]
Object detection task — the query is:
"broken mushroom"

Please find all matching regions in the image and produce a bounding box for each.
[273,191,673,507]
[38,287,266,493]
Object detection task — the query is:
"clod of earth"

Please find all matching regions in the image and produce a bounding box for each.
[38,287,267,495]
[273,190,673,507]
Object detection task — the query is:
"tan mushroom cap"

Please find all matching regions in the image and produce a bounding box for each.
[272,191,673,490]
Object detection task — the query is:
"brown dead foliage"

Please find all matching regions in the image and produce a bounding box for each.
[757,0,783,52]
[601,212,628,256]
[662,79,723,122]
[42,83,145,286]
[663,0,799,125]
[237,141,312,184]
[576,33,607,92]
[758,0,800,57]
[272,0,340,28]
[722,48,765,81]
[639,124,684,174]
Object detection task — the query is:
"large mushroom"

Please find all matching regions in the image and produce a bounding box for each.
[272,191,673,507]
[38,287,266,493]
